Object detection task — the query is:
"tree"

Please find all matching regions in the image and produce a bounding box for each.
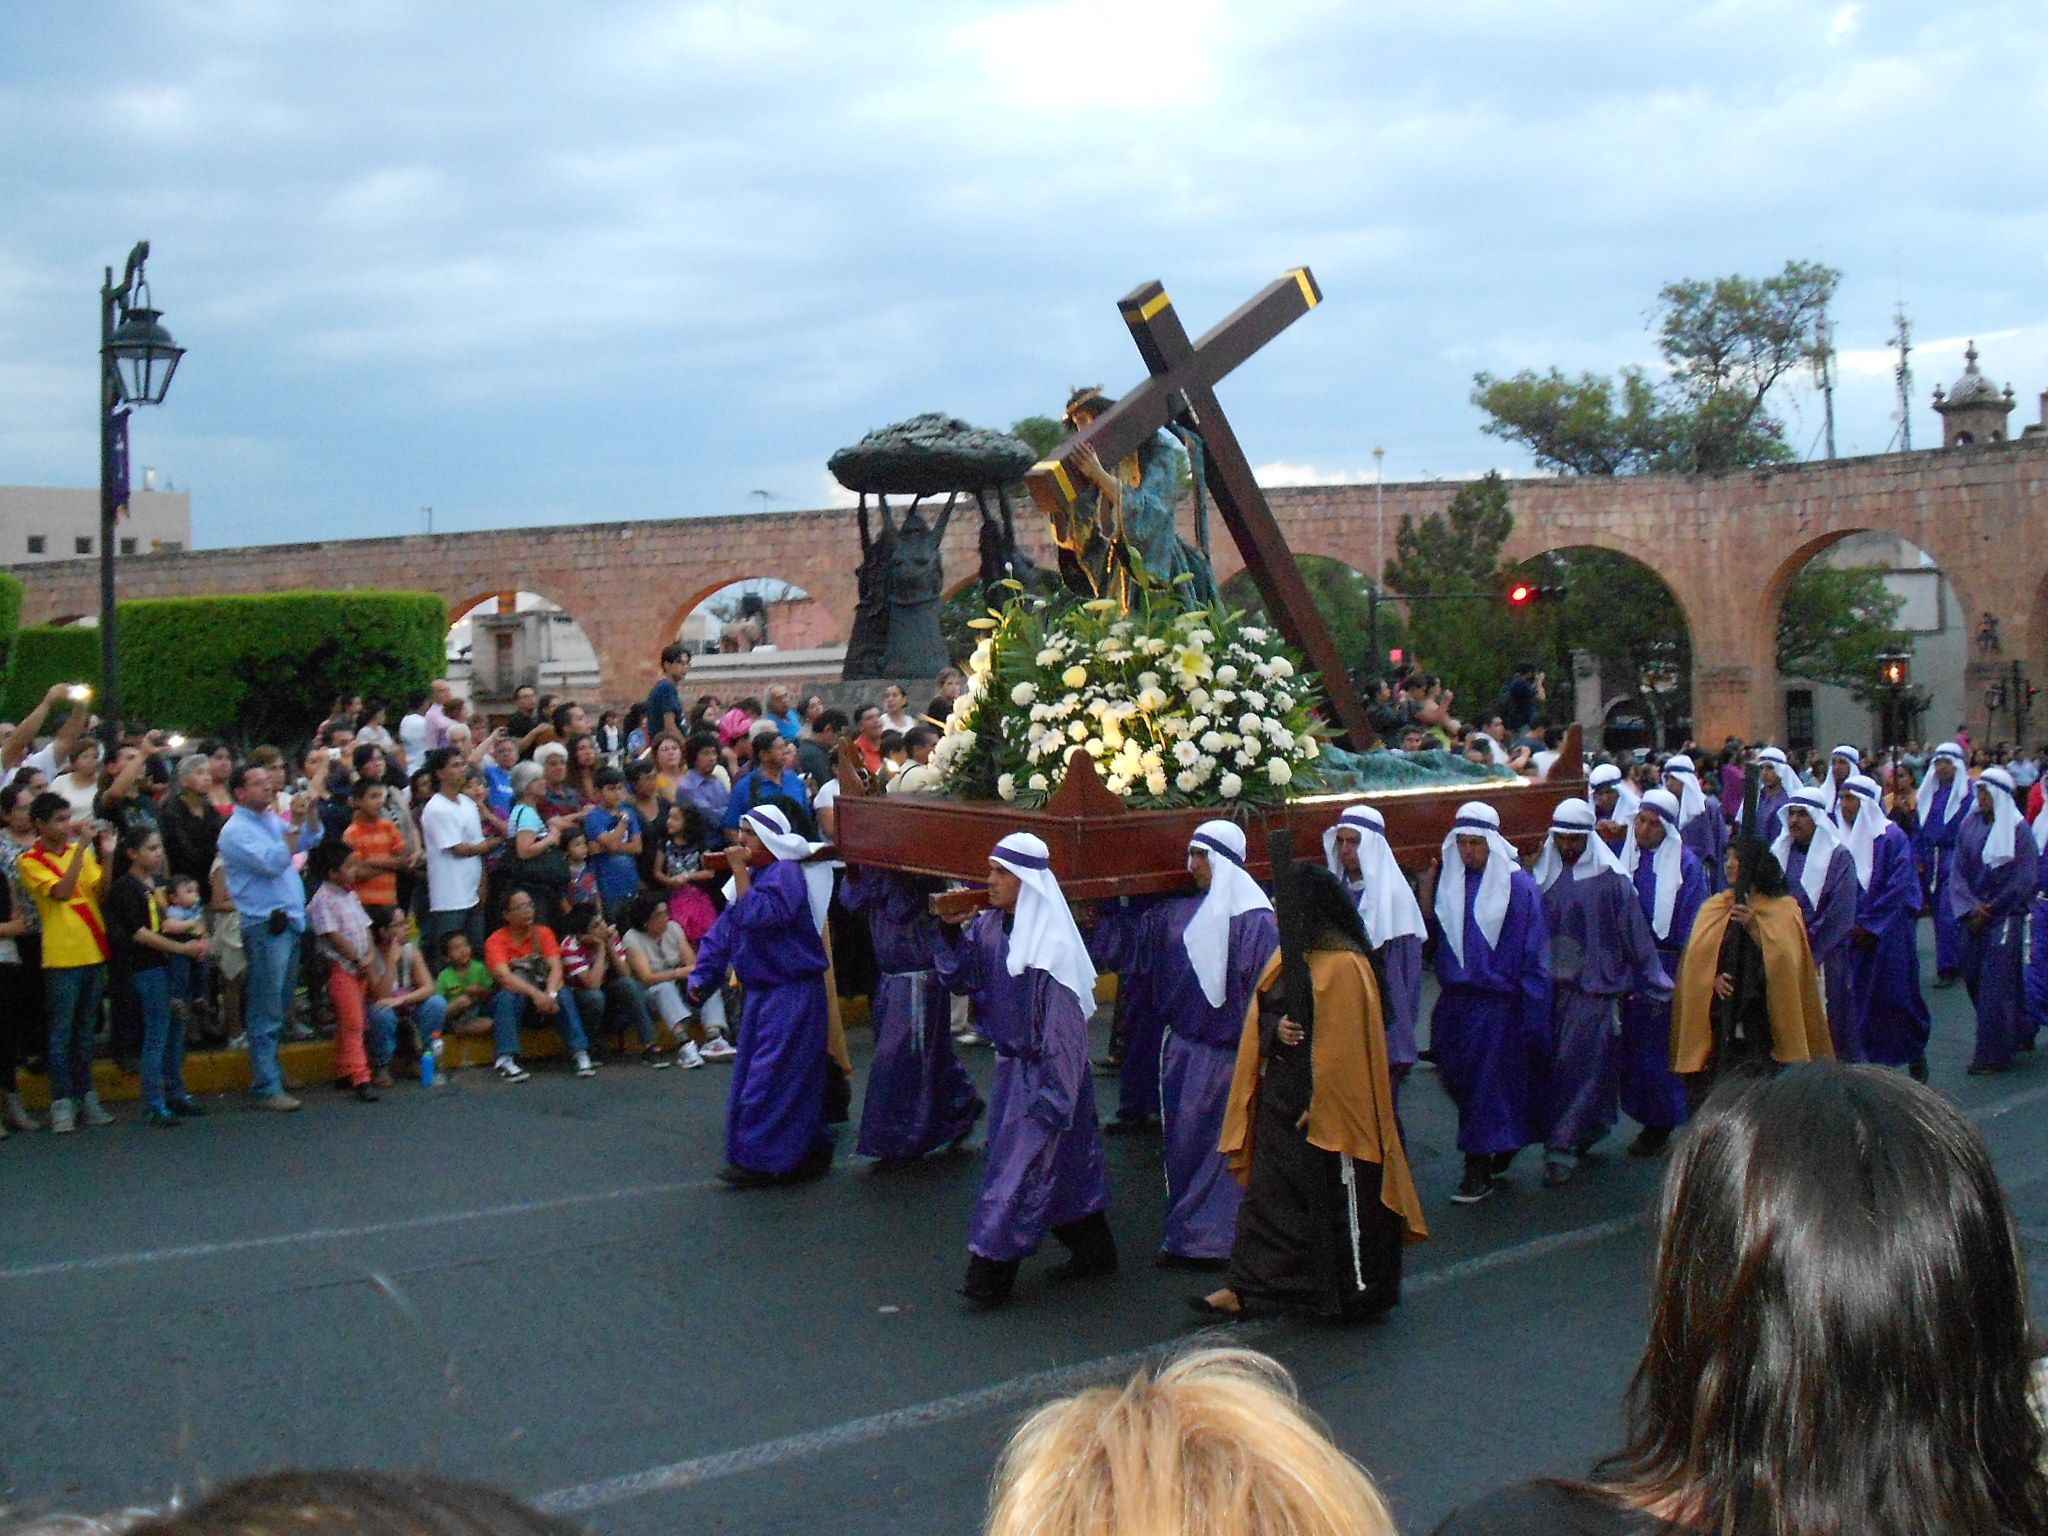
[1010,415,1064,459]
[1381,472,1542,711]
[1474,259,1839,476]
[1777,563,1908,703]
[1521,548,1692,738]
[1220,554,1407,676]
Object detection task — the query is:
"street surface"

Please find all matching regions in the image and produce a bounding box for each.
[5,926,2046,1535]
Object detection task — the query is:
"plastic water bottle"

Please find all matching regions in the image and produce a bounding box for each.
[420,1035,439,1088]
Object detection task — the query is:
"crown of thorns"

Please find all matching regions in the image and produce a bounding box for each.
[1063,386,1114,425]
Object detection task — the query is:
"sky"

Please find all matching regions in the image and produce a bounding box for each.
[2,0,2044,552]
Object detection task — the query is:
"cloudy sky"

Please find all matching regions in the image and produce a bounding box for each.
[2,0,2043,551]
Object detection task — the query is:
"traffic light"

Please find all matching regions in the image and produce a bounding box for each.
[1505,582,1566,607]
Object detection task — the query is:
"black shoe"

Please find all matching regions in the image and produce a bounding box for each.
[1048,1211,1118,1280]
[1542,1158,1576,1188]
[1627,1127,1672,1158]
[959,1254,1019,1309]
[1933,972,1959,989]
[1155,1251,1229,1272]
[354,1082,380,1103]
[1452,1170,1497,1204]
[1101,1115,1159,1137]
[1966,1061,2012,1076]
[788,1141,835,1183]
[1186,1294,1248,1321]
[167,1099,208,1118]
[717,1163,783,1189]
[1489,1149,1518,1179]
[1908,1056,1929,1082]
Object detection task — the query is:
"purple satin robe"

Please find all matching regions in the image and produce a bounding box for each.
[841,868,984,1159]
[1620,846,1708,1130]
[1783,841,1860,1059]
[1122,899,1278,1259]
[1917,776,1970,978]
[1430,866,1552,1156]
[936,910,1111,1261]
[1755,788,1789,846]
[1091,896,1164,1120]
[687,859,832,1175]
[1681,802,1729,893]
[1541,865,1669,1153]
[1950,810,2039,1069]
[1848,819,1932,1068]
[2026,843,2048,1046]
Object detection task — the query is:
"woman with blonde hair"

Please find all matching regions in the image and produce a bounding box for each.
[986,1347,1395,1536]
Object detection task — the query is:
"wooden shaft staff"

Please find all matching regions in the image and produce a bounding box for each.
[1268,828,1314,1028]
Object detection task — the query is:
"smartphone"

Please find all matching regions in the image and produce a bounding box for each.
[66,684,92,702]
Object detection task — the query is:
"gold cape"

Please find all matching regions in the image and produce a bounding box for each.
[1219,949,1428,1243]
[1670,890,1832,1074]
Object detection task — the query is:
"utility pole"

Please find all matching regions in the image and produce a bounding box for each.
[423,506,433,535]
[1891,305,1914,452]
[1814,311,1837,459]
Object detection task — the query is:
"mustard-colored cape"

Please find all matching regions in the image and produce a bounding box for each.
[1669,890,1832,1074]
[1219,950,1428,1242]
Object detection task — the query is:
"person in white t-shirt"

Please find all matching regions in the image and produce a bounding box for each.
[50,739,103,823]
[419,747,501,961]
[880,683,918,736]
[397,690,432,770]
[2,684,95,782]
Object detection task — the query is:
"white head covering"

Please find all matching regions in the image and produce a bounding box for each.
[1975,766,2022,868]
[1754,746,1793,795]
[1321,805,1426,947]
[737,804,834,931]
[1183,821,1273,1008]
[1835,774,1887,890]
[1820,744,1862,811]
[1588,762,1640,825]
[1661,754,1708,827]
[1532,798,1625,889]
[1621,787,1685,940]
[1928,742,1972,828]
[1771,786,1842,907]
[989,831,1099,1013]
[1435,801,1520,965]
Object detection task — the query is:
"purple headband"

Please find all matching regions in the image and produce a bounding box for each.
[1190,831,1244,866]
[992,846,1050,871]
[1451,816,1498,835]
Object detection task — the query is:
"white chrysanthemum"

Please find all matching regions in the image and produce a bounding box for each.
[1237,711,1261,734]
[1110,619,1133,636]
[1240,626,1269,644]
[969,638,995,678]
[1141,635,1170,656]
[1144,770,1167,796]
[1136,686,1168,713]
[997,773,1017,801]
[1068,719,1089,742]
[1233,750,1253,768]
[1062,664,1088,689]
[1268,656,1294,679]
[1219,772,1244,799]
[1212,691,1236,707]
[1241,736,1263,761]
[1176,769,1203,793]
[1036,647,1062,668]
[1242,690,1267,712]
[1028,772,1049,792]
[1188,629,1214,647]
[1011,681,1038,707]
[1137,670,1162,691]
[1216,664,1240,686]
[1265,727,1293,753]
[1200,731,1226,754]
[1083,737,1106,758]
[1174,740,1202,766]
[1267,759,1292,786]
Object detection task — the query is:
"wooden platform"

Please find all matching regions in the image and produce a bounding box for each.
[834,727,1583,898]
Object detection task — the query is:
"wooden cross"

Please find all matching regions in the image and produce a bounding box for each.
[1025,269,1375,749]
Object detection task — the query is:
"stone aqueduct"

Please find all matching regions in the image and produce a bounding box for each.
[9,437,2047,744]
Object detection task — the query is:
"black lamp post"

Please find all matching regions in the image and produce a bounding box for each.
[99,241,184,751]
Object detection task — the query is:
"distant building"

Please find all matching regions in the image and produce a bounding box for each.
[1932,342,2018,447]
[0,484,191,564]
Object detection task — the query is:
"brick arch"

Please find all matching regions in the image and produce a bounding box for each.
[1756,526,1983,673]
[446,585,598,630]
[1498,530,1700,642]
[659,574,843,654]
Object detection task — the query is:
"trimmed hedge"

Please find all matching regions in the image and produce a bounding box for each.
[0,572,22,688]
[1,592,445,744]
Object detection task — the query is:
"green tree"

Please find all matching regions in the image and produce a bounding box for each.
[1010,416,1064,458]
[1474,259,1839,475]
[1519,548,1692,738]
[1381,472,1543,710]
[1220,555,1407,676]
[1777,563,1908,702]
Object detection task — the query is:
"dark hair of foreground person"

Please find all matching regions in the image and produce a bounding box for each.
[130,1470,578,1536]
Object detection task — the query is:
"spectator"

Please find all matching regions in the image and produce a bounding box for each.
[94,738,158,837]
[622,892,726,1067]
[796,708,847,788]
[803,693,826,729]
[677,734,728,818]
[559,900,661,1065]
[106,826,209,1127]
[161,752,227,889]
[583,766,644,924]
[482,888,584,1081]
[560,825,596,912]
[880,682,917,735]
[851,703,887,778]
[985,1348,1396,1536]
[160,871,209,1037]
[128,1467,582,1536]
[50,737,102,821]
[420,746,502,962]
[1433,1064,2048,1535]
[621,703,649,761]
[762,684,802,741]
[20,792,120,1132]
[367,905,449,1082]
[303,841,380,1102]
[534,741,583,819]
[725,728,814,831]
[652,797,722,944]
[353,741,421,865]
[888,724,943,795]
[0,817,32,1137]
[482,730,519,819]
[354,700,398,762]
[435,929,497,1039]
[717,697,761,755]
[342,777,409,920]
[421,678,457,750]
[564,732,603,805]
[648,642,692,744]
[593,709,623,762]
[880,729,910,779]
[925,667,963,725]
[1,681,93,778]
[504,684,544,750]
[1500,659,1545,731]
[687,693,724,733]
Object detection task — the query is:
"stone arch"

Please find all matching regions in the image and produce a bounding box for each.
[659,575,837,655]
[446,588,606,709]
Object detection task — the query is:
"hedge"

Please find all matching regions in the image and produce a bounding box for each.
[0,572,22,688]
[3,627,102,723]
[1,592,446,745]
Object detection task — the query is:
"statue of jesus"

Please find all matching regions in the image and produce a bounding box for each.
[1050,386,1216,609]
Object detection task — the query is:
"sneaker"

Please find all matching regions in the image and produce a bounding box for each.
[253,1092,302,1113]
[1451,1171,1498,1204]
[575,1052,598,1078]
[4,1092,43,1132]
[283,1020,316,1043]
[144,1107,182,1129]
[956,1030,989,1048]
[227,1032,249,1052]
[699,1037,737,1062]
[371,1067,394,1090]
[48,1098,76,1135]
[677,1042,706,1070]
[168,1099,208,1118]
[78,1093,116,1128]
[645,1048,675,1070]
[493,1056,532,1083]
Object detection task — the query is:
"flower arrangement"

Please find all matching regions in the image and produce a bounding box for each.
[930,590,1326,809]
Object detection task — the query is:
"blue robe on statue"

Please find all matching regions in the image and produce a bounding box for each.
[1783,841,1861,1058]
[841,868,984,1159]
[1620,847,1708,1131]
[1917,775,1970,979]
[936,910,1111,1262]
[1430,866,1552,1156]
[1848,820,1933,1069]
[1108,898,1278,1259]
[1951,812,2039,1070]
[1541,866,1668,1154]
[688,859,832,1176]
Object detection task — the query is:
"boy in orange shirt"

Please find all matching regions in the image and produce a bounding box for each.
[343,780,410,918]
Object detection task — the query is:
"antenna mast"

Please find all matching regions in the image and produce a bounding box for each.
[1814,311,1837,459]
[1890,305,1914,452]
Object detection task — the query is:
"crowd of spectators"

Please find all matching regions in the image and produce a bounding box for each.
[0,645,959,1132]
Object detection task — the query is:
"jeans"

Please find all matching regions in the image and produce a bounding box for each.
[241,918,302,1099]
[368,993,450,1068]
[573,976,657,1049]
[131,967,188,1112]
[44,963,105,1102]
[489,987,591,1059]
[423,907,486,971]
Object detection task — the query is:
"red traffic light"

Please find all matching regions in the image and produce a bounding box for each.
[1508,584,1533,604]
[1503,582,1565,606]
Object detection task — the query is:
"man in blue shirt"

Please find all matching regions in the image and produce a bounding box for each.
[763,684,803,742]
[724,730,814,832]
[217,763,324,1112]
[647,642,691,745]
[583,767,645,924]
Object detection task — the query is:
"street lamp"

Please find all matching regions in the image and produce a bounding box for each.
[1875,651,1911,756]
[100,242,185,749]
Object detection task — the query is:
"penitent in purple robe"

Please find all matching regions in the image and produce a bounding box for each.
[1755,788,1790,846]
[1541,866,1669,1154]
[688,859,832,1175]
[1115,899,1279,1259]
[1620,847,1708,1131]
[841,868,984,1160]
[1783,842,1861,1059]
[1681,802,1730,894]
[936,910,1111,1262]
[2025,841,2048,1048]
[1917,776,1970,979]
[1849,819,1933,1069]
[1950,811,2039,1070]
[1430,866,1552,1156]
[1091,896,1164,1122]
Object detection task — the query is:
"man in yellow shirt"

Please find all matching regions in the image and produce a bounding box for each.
[19,792,117,1134]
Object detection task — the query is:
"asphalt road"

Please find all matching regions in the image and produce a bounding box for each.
[5,926,2047,1536]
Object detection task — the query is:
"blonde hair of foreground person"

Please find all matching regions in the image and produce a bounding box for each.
[985,1348,1395,1536]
